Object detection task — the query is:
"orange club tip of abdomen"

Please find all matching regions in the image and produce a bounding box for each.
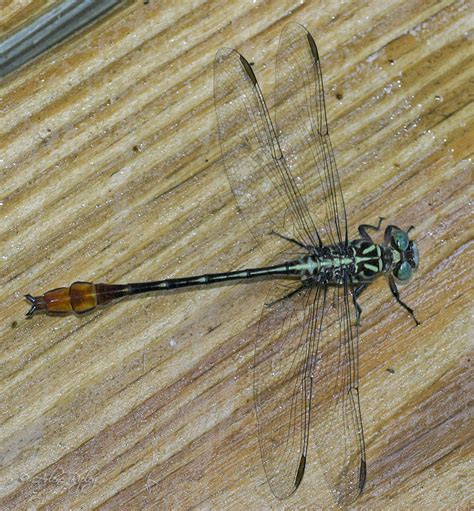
[25,282,130,316]
[25,282,98,315]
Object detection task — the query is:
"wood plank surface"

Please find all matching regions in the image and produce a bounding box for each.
[1,0,472,509]
[0,1,60,36]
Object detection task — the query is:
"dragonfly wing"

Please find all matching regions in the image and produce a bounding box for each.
[214,47,321,253]
[254,277,365,503]
[275,22,348,246]
[310,280,366,505]
[254,282,324,498]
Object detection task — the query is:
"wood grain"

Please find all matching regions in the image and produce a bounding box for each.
[1,0,472,509]
[0,1,60,37]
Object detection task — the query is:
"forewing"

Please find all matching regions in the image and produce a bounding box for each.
[275,22,348,246]
[214,47,320,254]
[254,282,324,498]
[310,280,366,506]
[215,26,363,504]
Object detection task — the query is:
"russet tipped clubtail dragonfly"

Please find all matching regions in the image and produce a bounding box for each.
[25,23,419,504]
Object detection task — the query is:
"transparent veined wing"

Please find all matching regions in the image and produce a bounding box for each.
[310,281,366,505]
[214,47,322,255]
[254,276,365,503]
[214,26,365,504]
[253,283,323,498]
[214,44,322,497]
[274,22,348,246]
[273,25,366,501]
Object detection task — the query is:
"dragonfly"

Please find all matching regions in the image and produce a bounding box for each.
[25,23,419,505]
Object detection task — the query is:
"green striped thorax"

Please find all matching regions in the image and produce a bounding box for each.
[348,225,419,284]
[384,226,419,283]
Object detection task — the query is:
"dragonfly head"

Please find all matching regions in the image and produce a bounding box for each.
[386,226,419,283]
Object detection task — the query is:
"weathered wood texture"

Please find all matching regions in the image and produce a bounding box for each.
[1,1,472,509]
[0,0,60,37]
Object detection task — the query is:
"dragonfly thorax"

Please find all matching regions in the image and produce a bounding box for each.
[290,227,419,287]
[350,240,385,282]
[294,244,376,285]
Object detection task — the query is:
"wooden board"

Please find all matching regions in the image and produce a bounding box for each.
[0,1,60,37]
[1,0,472,509]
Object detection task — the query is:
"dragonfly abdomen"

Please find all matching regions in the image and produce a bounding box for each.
[24,264,296,315]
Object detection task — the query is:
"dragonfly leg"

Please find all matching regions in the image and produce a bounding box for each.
[353,283,368,325]
[388,276,419,325]
[265,284,305,308]
[270,230,308,249]
[358,217,385,241]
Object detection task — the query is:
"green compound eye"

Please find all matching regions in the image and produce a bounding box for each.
[392,229,409,251]
[394,261,412,281]
[409,241,419,269]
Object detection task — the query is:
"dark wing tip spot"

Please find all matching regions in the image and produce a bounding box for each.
[306,32,319,61]
[239,55,257,85]
[295,454,306,489]
[359,459,367,492]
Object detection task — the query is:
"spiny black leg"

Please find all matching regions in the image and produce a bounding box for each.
[358,217,385,241]
[270,230,308,249]
[353,284,368,325]
[265,284,305,308]
[407,225,415,234]
[353,298,362,326]
[355,284,368,298]
[388,276,420,325]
